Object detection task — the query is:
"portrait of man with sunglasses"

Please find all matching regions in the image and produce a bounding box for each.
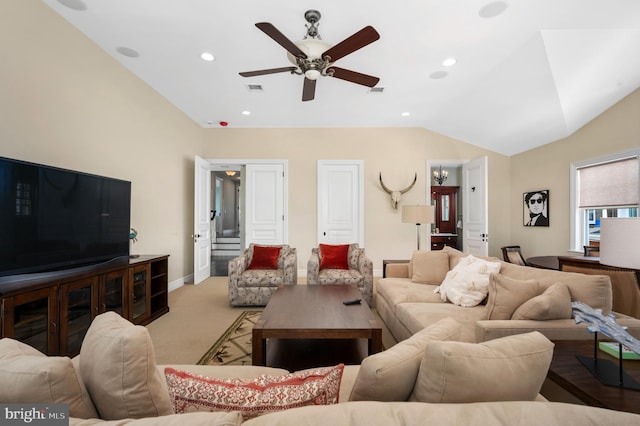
[524,190,549,226]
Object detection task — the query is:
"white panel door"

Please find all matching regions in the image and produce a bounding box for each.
[244,163,284,246]
[318,160,364,245]
[193,156,211,284]
[462,156,488,256]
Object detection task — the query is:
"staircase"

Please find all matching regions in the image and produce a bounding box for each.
[212,237,241,257]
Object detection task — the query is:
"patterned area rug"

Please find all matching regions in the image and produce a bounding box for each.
[197,311,261,366]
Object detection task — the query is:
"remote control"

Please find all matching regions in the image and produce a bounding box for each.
[343,298,362,305]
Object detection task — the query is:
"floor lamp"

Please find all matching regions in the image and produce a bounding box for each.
[402,205,435,250]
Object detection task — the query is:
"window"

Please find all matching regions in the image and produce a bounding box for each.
[570,149,639,251]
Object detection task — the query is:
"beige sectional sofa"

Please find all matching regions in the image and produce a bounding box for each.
[377,246,640,344]
[3,270,640,425]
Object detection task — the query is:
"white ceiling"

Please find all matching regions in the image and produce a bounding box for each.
[42,0,640,156]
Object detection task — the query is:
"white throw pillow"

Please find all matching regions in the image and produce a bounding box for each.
[434,255,502,307]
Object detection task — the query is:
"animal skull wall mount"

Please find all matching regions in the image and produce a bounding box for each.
[379,172,417,210]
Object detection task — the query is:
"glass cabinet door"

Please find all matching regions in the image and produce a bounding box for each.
[5,287,58,354]
[101,269,128,317]
[60,277,98,356]
[129,264,150,324]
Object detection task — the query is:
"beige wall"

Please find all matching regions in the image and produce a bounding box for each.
[202,128,511,271]
[1,1,203,283]
[510,88,640,257]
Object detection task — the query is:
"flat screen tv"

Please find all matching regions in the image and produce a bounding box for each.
[0,157,131,278]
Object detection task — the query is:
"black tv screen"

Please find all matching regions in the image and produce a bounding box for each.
[0,157,131,277]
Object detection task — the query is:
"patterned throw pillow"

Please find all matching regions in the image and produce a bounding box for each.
[164,364,344,420]
[319,244,350,270]
[247,245,282,270]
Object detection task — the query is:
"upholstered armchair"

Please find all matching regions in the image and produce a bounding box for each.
[228,244,297,307]
[307,243,374,307]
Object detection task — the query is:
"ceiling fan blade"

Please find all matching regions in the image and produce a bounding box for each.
[322,26,380,62]
[328,67,379,87]
[302,78,316,101]
[255,22,307,59]
[239,67,297,77]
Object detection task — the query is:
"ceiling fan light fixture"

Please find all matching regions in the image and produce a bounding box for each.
[304,69,321,80]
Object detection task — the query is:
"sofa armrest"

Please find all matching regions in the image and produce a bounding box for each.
[385,262,410,279]
[475,317,640,342]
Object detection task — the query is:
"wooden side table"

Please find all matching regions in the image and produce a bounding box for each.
[547,340,640,414]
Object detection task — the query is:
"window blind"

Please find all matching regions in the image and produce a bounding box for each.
[578,156,639,208]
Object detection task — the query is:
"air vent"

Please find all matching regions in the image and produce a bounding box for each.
[246,84,263,92]
[369,87,384,94]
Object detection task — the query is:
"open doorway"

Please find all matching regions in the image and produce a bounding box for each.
[427,161,464,251]
[211,166,241,276]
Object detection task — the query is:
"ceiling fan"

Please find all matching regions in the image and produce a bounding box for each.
[239,10,380,101]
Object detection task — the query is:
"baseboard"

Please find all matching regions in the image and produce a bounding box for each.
[169,274,193,292]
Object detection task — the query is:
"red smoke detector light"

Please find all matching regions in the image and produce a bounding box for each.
[219,121,228,127]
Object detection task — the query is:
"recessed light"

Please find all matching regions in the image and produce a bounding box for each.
[116,46,139,58]
[430,71,448,79]
[479,1,508,18]
[242,111,251,116]
[200,52,215,62]
[57,0,87,11]
[401,112,410,117]
[442,58,457,67]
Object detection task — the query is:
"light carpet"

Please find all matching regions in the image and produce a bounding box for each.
[196,310,262,366]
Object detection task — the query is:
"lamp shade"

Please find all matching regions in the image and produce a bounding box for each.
[402,205,435,224]
[599,217,640,269]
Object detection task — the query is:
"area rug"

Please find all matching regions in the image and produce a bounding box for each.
[197,311,261,366]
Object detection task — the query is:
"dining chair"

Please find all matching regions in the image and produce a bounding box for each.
[500,245,528,266]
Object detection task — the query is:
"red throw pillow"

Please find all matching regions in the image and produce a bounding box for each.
[247,245,282,270]
[164,364,344,419]
[319,244,350,270]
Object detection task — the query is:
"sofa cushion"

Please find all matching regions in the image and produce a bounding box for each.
[239,269,284,287]
[79,312,173,420]
[484,273,540,320]
[164,364,343,420]
[512,282,573,320]
[410,251,449,285]
[319,244,350,270]
[349,318,461,402]
[410,331,554,403]
[247,245,282,270]
[498,262,612,313]
[397,303,485,343]
[0,338,98,419]
[434,255,502,307]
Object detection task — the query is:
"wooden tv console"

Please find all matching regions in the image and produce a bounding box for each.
[0,255,169,356]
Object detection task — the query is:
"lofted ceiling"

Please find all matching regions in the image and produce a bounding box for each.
[42,0,640,156]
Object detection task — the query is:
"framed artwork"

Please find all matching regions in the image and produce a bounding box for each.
[523,190,549,227]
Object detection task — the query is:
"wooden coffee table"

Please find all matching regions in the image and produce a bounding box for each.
[547,340,640,414]
[252,285,382,371]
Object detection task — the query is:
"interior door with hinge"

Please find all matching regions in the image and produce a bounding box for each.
[462,156,488,256]
[193,156,212,284]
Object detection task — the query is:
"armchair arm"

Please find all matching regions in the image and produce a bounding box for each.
[282,248,298,285]
[307,249,320,285]
[358,251,374,307]
[228,250,250,289]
